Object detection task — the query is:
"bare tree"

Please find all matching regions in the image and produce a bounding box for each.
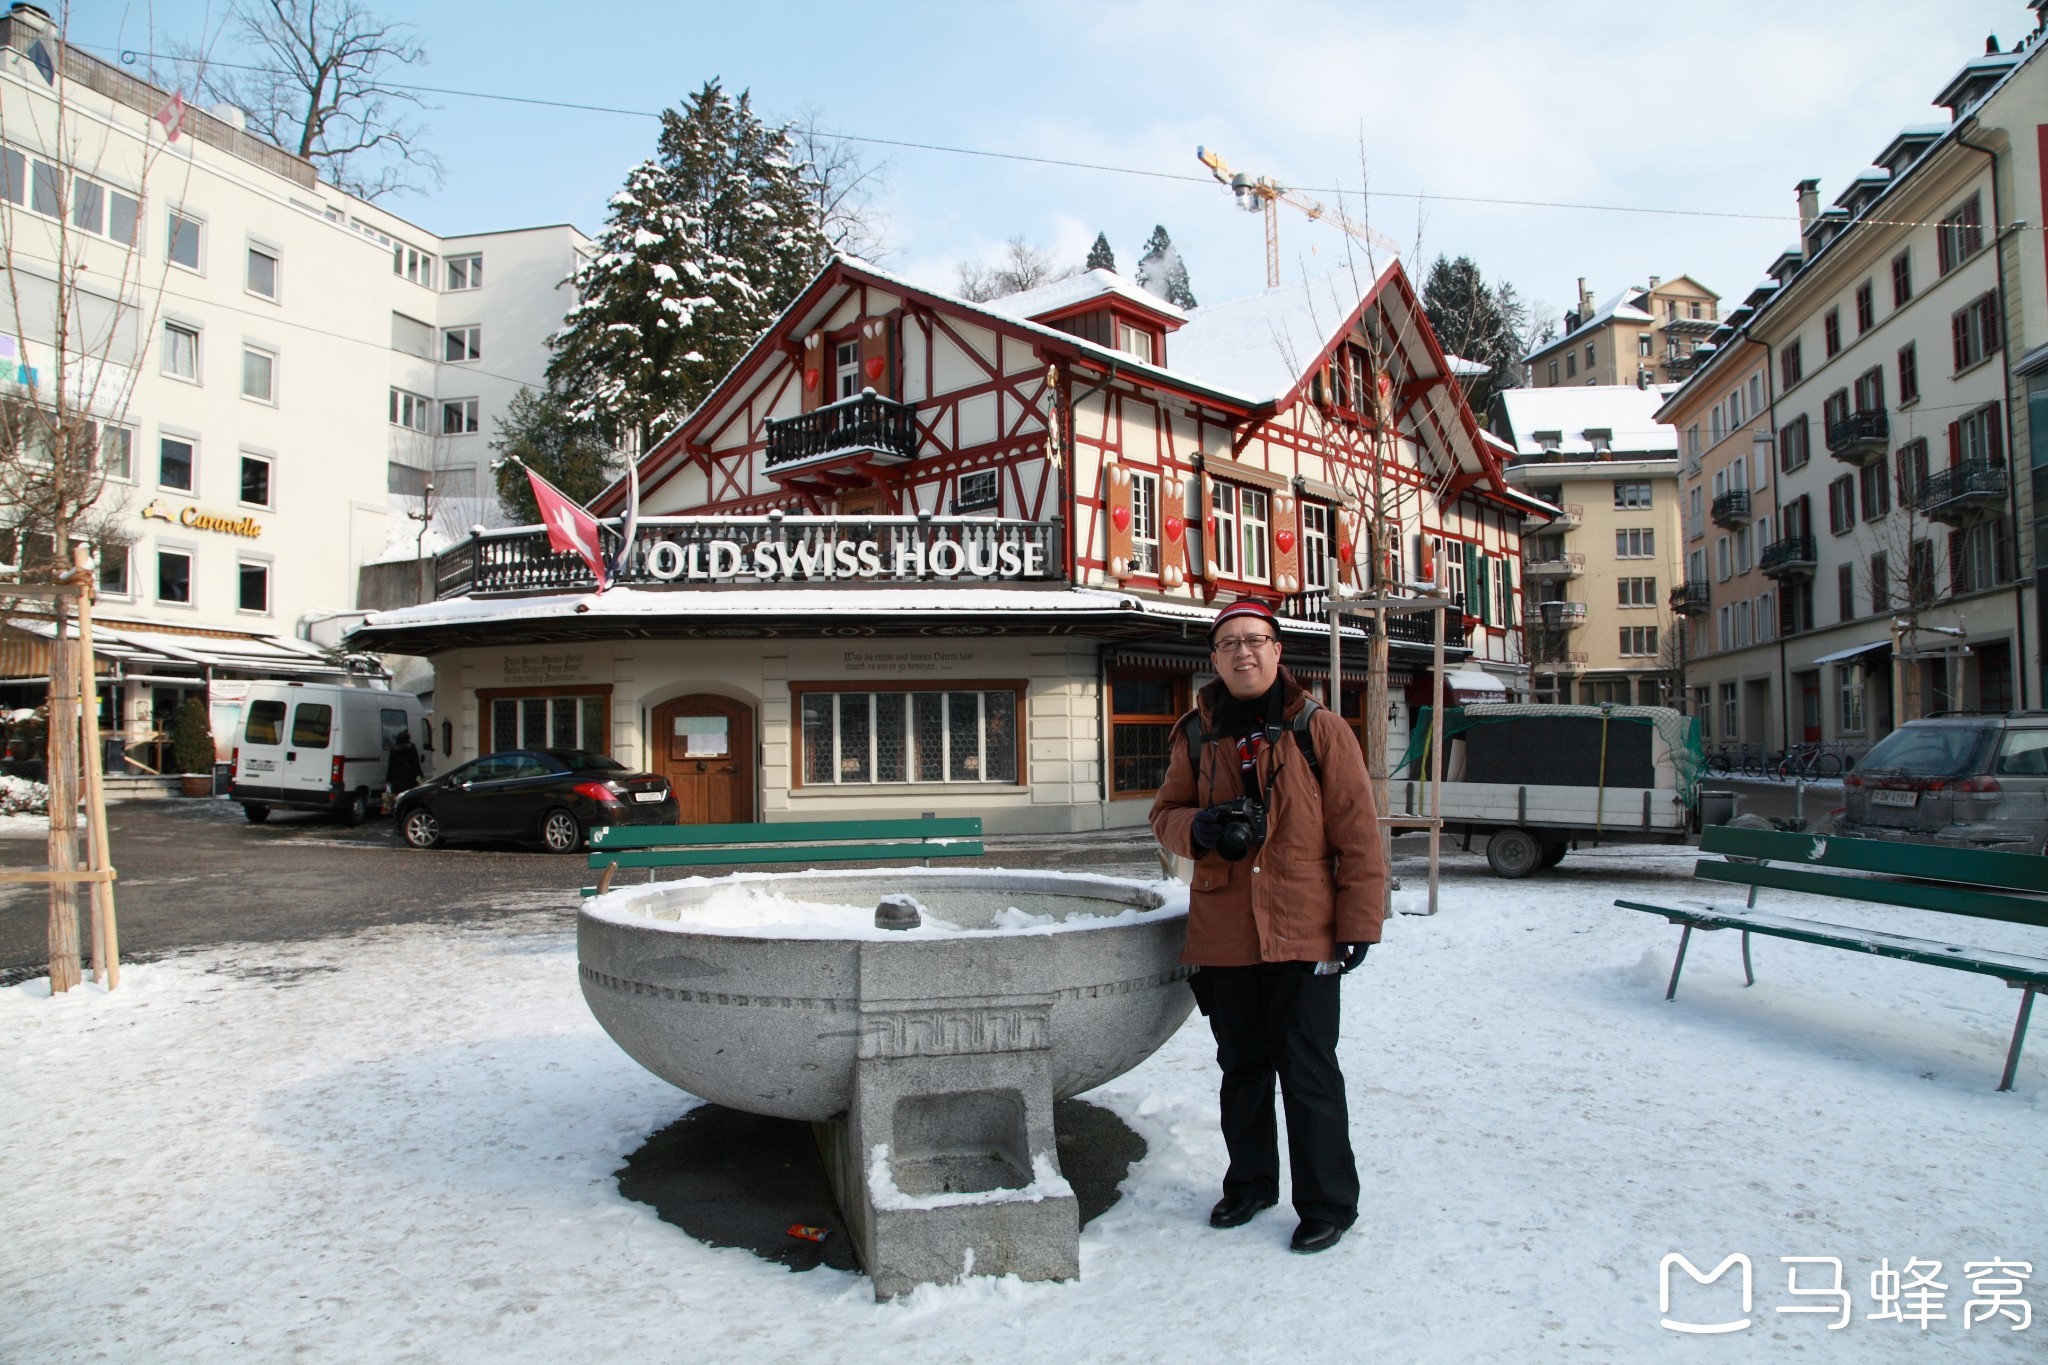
[790,106,892,262]
[954,235,1076,302]
[160,0,442,202]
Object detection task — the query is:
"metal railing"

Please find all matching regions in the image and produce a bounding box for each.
[1825,409,1889,460]
[1671,581,1711,613]
[1538,599,1587,626]
[1710,488,1751,526]
[1278,591,1468,647]
[1524,551,1586,575]
[764,393,919,468]
[1918,460,2009,520]
[1759,534,1817,575]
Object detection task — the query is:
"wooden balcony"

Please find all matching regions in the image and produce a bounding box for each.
[1825,410,1889,467]
[1919,461,2009,526]
[764,392,919,473]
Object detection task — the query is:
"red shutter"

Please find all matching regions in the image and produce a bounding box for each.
[1159,474,1188,589]
[1195,472,1217,582]
[1334,511,1356,587]
[1104,462,1134,580]
[1948,421,1963,468]
[1948,530,1965,594]
[1953,313,1968,372]
[1988,403,2004,466]
[1270,492,1301,595]
[859,318,895,400]
[800,331,825,413]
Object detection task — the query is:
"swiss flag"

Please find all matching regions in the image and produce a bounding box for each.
[155,91,187,142]
[527,467,609,590]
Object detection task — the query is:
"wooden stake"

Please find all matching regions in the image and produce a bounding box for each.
[71,548,118,987]
[44,592,80,993]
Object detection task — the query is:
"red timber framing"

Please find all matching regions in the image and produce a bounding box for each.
[598,258,1526,652]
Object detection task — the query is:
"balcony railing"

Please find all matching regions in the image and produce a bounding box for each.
[436,515,1062,597]
[1528,634,1590,668]
[1537,600,1587,628]
[1710,488,1752,528]
[1759,534,1818,577]
[1523,551,1586,578]
[1522,501,1582,529]
[764,392,919,470]
[1919,460,2009,525]
[1671,581,1711,615]
[1825,409,1889,466]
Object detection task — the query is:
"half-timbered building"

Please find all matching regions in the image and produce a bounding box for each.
[351,258,1545,832]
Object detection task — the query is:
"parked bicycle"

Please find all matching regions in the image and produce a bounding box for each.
[1773,743,1848,781]
[1705,743,1768,779]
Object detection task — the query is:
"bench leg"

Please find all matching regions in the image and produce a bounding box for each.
[2000,984,2037,1093]
[1666,924,1693,1002]
[1741,930,1754,988]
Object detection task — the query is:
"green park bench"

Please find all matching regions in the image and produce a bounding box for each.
[581,817,985,897]
[1615,824,2048,1091]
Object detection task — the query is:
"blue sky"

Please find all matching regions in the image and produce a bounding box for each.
[73,0,2029,327]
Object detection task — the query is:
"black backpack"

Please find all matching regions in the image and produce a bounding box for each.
[1176,696,1323,787]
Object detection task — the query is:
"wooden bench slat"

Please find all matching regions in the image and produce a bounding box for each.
[1614,899,2048,986]
[596,840,984,870]
[1700,825,2048,892]
[1692,860,2048,929]
[588,818,983,850]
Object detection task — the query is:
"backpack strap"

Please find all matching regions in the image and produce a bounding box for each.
[1178,698,1323,785]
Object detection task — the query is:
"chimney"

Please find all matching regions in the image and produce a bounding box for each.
[1648,275,1662,290]
[1578,277,1594,319]
[1988,34,2001,54]
[1796,179,1821,233]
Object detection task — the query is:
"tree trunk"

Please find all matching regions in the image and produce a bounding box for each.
[45,596,80,993]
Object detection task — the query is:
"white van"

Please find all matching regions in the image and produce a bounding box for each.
[228,682,432,824]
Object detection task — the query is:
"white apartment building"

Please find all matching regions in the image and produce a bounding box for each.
[1663,10,2048,754]
[0,5,589,761]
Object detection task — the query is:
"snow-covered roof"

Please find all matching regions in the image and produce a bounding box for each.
[1493,385,1679,458]
[1442,354,1490,378]
[1165,267,1391,405]
[979,269,1186,325]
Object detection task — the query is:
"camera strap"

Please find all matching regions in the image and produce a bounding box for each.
[1178,695,1324,804]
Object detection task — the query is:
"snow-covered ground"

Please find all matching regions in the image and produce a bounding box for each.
[4,847,2042,1361]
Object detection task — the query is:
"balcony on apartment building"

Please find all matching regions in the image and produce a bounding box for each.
[1709,489,1752,528]
[1522,501,1583,531]
[1825,409,1889,467]
[764,392,920,472]
[1670,581,1711,615]
[1537,600,1588,630]
[1523,550,1587,579]
[1528,633,1590,671]
[1918,461,2010,526]
[1759,534,1818,577]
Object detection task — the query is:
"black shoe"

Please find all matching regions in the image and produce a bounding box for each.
[1289,1218,1346,1253]
[1209,1194,1278,1229]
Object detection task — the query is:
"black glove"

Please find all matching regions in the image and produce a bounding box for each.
[1190,804,1227,854]
[1338,942,1370,974]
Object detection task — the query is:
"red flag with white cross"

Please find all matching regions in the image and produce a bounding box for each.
[526,466,609,590]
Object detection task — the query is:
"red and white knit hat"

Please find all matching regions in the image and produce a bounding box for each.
[1208,599,1280,642]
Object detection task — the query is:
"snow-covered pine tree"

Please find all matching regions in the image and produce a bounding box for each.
[549,81,829,453]
[1421,254,1513,413]
[1085,232,1117,273]
[1134,225,1195,308]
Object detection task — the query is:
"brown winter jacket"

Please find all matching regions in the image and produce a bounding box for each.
[1150,669,1388,967]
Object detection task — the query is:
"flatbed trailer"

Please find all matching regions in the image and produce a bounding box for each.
[1384,778,1694,877]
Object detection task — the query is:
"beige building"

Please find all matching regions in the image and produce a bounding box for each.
[1494,386,1684,703]
[1529,276,1722,390]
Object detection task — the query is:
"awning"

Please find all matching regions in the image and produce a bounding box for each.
[1445,668,1509,702]
[1,616,359,684]
[1808,640,1891,667]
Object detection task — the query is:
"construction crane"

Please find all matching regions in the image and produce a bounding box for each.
[1196,145,1403,288]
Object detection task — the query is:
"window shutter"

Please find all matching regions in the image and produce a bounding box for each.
[1948,530,1964,594]
[858,318,895,400]
[1503,557,1517,625]
[801,331,825,413]
[1948,421,1963,468]
[1334,511,1357,587]
[1953,312,1968,372]
[1104,461,1134,580]
[1995,518,2014,583]
[1196,472,1218,581]
[1462,541,1481,616]
[1270,492,1301,595]
[1988,403,2004,465]
[1476,554,1493,626]
[1158,475,1189,589]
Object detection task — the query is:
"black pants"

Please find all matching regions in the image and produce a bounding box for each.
[1190,963,1359,1227]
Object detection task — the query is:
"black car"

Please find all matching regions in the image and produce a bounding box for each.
[394,749,679,853]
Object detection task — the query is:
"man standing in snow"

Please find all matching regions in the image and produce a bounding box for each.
[1150,600,1386,1254]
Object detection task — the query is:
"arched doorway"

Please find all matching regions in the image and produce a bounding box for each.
[651,694,755,824]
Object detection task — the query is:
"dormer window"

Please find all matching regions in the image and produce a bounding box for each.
[1116,322,1154,364]
[1585,428,1614,455]
[1534,430,1562,453]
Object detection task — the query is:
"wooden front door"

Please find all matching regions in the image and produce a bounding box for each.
[837,486,889,516]
[651,695,754,824]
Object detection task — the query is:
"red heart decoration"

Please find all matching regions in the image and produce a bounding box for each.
[804,367,820,391]
[1111,506,1131,532]
[1275,530,1296,555]
[1205,515,1217,535]
[1338,543,1355,564]
[1164,516,1185,543]
[864,356,885,382]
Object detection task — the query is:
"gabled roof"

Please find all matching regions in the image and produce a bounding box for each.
[980,268,1187,327]
[1494,385,1680,458]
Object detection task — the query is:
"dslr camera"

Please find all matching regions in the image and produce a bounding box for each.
[1212,797,1267,861]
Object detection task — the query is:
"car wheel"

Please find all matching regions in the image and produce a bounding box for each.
[1485,828,1542,879]
[242,803,270,824]
[400,808,443,849]
[539,807,583,854]
[339,788,370,827]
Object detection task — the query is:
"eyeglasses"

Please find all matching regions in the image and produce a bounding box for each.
[1212,634,1278,655]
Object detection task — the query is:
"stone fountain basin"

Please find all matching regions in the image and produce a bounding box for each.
[578,867,1194,1122]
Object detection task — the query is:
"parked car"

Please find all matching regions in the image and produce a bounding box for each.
[1837,714,2048,853]
[229,682,432,825]
[393,749,678,853]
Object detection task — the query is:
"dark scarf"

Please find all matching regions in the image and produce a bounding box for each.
[1211,678,1285,738]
